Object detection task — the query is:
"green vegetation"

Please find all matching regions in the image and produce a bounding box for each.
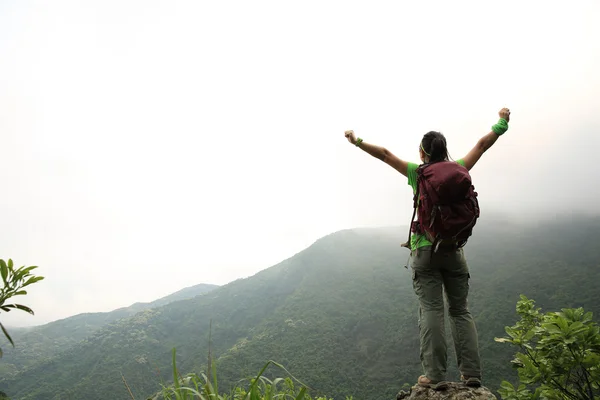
[0,283,217,378]
[152,295,600,400]
[146,349,341,400]
[496,295,600,400]
[0,259,44,357]
[0,216,598,400]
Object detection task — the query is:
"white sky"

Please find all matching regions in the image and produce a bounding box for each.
[1,0,599,326]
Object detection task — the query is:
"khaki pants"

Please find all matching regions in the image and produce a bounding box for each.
[410,247,481,382]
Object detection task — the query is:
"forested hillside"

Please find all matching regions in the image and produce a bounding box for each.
[1,216,598,400]
[0,283,218,380]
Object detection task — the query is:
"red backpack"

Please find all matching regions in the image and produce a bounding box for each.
[404,161,480,252]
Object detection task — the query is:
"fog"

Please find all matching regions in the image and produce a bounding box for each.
[1,0,599,326]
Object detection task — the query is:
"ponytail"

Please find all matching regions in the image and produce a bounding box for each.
[421,131,449,163]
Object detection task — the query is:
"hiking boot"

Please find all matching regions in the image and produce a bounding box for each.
[417,375,450,390]
[460,375,482,387]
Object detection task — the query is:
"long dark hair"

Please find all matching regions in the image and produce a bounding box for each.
[421,131,450,163]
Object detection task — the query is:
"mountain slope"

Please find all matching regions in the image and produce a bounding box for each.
[0,283,218,379]
[1,216,599,400]
[113,283,221,314]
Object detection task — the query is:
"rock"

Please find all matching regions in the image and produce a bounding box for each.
[396,382,497,400]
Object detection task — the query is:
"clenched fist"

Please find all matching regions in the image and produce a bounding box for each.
[344,130,357,145]
[499,108,511,123]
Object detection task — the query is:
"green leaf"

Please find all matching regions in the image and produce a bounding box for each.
[583,352,600,365]
[7,259,13,271]
[22,276,44,288]
[523,328,536,341]
[272,377,284,386]
[556,317,569,331]
[211,356,218,396]
[3,304,34,315]
[543,324,562,335]
[294,387,307,400]
[13,304,34,315]
[172,348,180,391]
[0,260,7,285]
[0,321,14,347]
[498,380,516,400]
[16,266,38,279]
[14,266,33,282]
[505,326,519,339]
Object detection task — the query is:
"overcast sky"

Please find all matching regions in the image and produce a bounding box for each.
[1,0,599,327]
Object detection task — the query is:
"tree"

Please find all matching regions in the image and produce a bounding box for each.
[495,295,600,400]
[0,258,44,357]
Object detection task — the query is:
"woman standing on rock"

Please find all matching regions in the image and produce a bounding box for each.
[343,108,511,389]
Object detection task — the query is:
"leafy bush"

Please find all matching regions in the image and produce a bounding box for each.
[0,258,44,357]
[495,295,600,400]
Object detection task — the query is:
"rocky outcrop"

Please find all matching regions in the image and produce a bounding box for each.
[396,382,497,400]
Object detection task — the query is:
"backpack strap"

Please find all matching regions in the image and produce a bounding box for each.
[401,165,425,250]
[401,195,418,250]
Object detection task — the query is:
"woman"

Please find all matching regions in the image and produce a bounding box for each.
[343,108,511,389]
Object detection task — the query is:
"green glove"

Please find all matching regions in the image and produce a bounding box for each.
[492,118,509,136]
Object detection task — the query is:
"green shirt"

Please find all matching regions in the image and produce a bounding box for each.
[406,159,466,250]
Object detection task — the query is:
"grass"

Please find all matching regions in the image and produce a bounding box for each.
[137,348,352,400]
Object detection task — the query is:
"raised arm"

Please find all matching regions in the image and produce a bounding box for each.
[461,108,511,171]
[344,130,408,177]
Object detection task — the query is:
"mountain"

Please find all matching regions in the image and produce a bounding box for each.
[1,215,599,400]
[0,283,218,379]
[114,283,221,314]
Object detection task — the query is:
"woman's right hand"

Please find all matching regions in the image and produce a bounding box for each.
[344,130,356,145]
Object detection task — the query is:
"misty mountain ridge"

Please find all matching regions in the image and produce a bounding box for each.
[0,283,218,378]
[1,213,599,400]
[111,282,220,315]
